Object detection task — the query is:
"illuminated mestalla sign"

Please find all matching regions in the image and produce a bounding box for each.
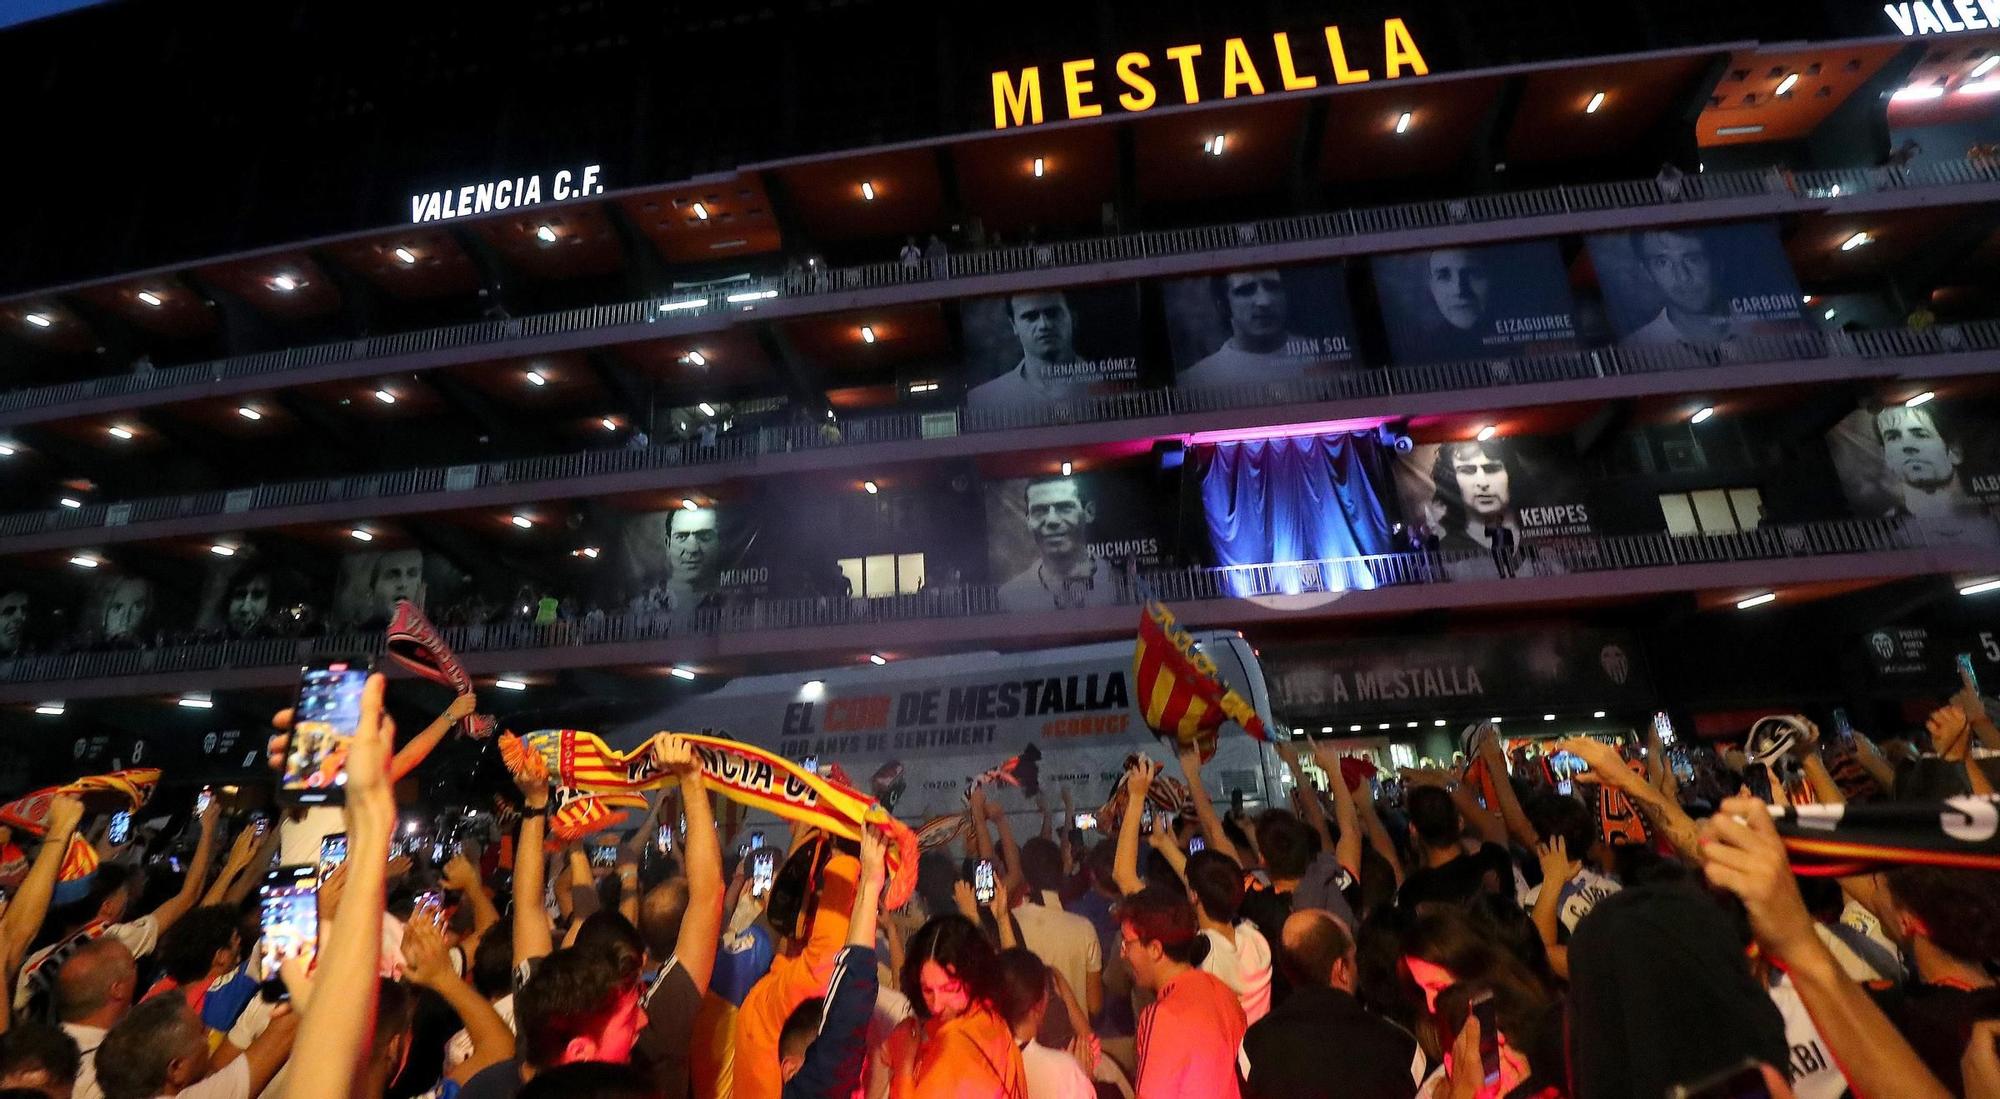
[1884,0,1999,34]
[410,163,605,224]
[990,19,1430,130]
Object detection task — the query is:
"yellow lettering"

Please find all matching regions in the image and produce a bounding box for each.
[1324,25,1371,85]
[1221,36,1265,98]
[1164,43,1203,104]
[1062,58,1103,119]
[991,68,1044,129]
[1383,18,1429,78]
[1272,32,1319,91]
[1115,51,1157,111]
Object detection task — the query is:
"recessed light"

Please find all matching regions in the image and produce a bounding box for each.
[578,546,600,558]
[1960,578,2000,596]
[1974,56,2000,79]
[861,181,876,200]
[137,291,163,307]
[1061,461,1073,476]
[1715,124,1765,136]
[869,653,888,666]
[1802,294,1815,304]
[908,381,938,394]
[1961,79,2000,94]
[601,417,617,431]
[1692,406,1715,424]
[691,202,710,220]
[68,555,98,568]
[24,313,51,328]
[1892,85,1945,100]
[394,247,417,264]
[1349,724,1362,732]
[1593,711,1607,719]
[860,325,876,344]
[1490,717,1503,724]
[697,401,716,417]
[1907,390,1936,408]
[1395,111,1412,133]
[801,679,825,699]
[1377,723,1391,730]
[1775,73,1799,96]
[1543,714,1556,721]
[1407,721,1419,728]
[685,350,708,367]
[659,298,706,312]
[1736,592,1777,609]
[863,480,879,495]
[271,275,298,292]
[535,225,557,243]
[1476,425,1497,441]
[1585,91,1605,113]
[177,695,214,709]
[525,370,547,386]
[670,666,697,680]
[1434,719,1447,727]
[1205,133,1227,155]
[725,289,776,304]
[374,389,396,404]
[350,529,374,541]
[34,703,63,716]
[680,499,697,511]
[210,544,235,556]
[107,426,134,440]
[0,444,14,457]
[1825,308,1838,320]
[1840,231,1872,251]
[237,406,261,420]
[1320,726,1333,734]
[1033,157,1045,177]
[59,498,81,509]
[496,679,527,691]
[510,515,533,529]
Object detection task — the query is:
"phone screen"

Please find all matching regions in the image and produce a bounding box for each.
[1652,710,1677,747]
[1959,652,1982,696]
[1743,761,1775,803]
[748,831,764,851]
[1189,836,1206,853]
[1073,812,1097,831]
[283,660,372,804]
[590,845,619,868]
[317,834,348,882]
[973,859,996,904]
[749,849,777,897]
[1472,993,1501,1086]
[1831,707,1854,744]
[258,866,319,979]
[107,811,131,846]
[656,825,674,855]
[801,755,819,775]
[194,786,214,816]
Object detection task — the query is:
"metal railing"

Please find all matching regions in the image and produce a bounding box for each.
[6,318,2000,544]
[0,516,1955,687]
[4,156,1996,418]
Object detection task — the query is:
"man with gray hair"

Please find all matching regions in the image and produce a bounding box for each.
[55,938,138,1099]
[95,995,295,1099]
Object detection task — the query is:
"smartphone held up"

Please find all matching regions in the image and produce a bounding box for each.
[281,658,373,806]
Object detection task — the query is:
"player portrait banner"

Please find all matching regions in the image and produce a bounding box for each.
[1163,263,1361,388]
[616,498,769,615]
[1586,221,1806,351]
[327,546,458,632]
[1393,434,1593,566]
[1370,239,1578,364]
[984,467,1162,613]
[959,283,1144,411]
[500,730,918,909]
[1825,396,2000,544]
[1133,599,1268,762]
[77,571,167,648]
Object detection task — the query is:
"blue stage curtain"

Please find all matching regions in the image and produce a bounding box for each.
[1197,432,1397,596]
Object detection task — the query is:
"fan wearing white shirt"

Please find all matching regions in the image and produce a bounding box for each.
[1184,850,1273,1024]
[996,947,1096,1099]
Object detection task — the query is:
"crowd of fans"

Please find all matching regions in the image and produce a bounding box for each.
[0,673,1994,1099]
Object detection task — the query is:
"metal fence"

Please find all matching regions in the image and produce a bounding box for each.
[4,155,1996,419]
[7,315,2000,543]
[0,516,1951,686]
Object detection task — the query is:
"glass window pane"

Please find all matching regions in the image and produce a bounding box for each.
[864,555,895,598]
[1728,488,1764,531]
[837,558,863,599]
[896,553,926,595]
[1659,494,1699,537]
[1691,490,1736,535]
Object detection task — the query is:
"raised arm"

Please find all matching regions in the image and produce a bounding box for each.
[1175,745,1242,866]
[660,736,724,995]
[202,823,266,907]
[1790,723,1846,807]
[442,854,499,955]
[389,693,478,782]
[985,789,1030,901]
[1929,705,1996,797]
[1559,737,1703,864]
[511,768,554,968]
[1308,742,1365,879]
[146,798,221,933]
[1531,838,1576,980]
[0,796,85,990]
[1349,776,1403,884]
[1472,726,1537,850]
[1274,740,1338,855]
[405,907,514,1083]
[1112,760,1159,897]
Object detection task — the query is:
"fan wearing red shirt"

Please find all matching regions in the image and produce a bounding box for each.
[1120,886,1247,1099]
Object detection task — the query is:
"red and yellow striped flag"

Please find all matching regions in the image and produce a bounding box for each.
[1132,600,1266,762]
[57,835,98,882]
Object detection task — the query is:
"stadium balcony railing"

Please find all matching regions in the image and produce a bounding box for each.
[0,319,1995,546]
[0,157,1994,419]
[0,514,1966,688]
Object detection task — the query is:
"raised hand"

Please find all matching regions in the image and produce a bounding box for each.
[401,908,453,988]
[446,694,480,721]
[1536,836,1580,889]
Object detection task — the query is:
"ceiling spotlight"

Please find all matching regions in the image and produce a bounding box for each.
[801,679,825,699]
[34,703,63,716]
[1320,726,1333,734]
[1395,111,1412,133]
[271,275,298,292]
[691,202,710,220]
[1973,55,2000,79]
[495,679,527,691]
[1961,79,2000,94]
[525,370,547,386]
[1476,425,1497,441]
[349,528,373,541]
[1692,406,1715,424]
[1736,592,1777,609]
[1407,721,1419,728]
[177,695,214,709]
[1593,710,1607,718]
[1061,461,1073,476]
[1775,72,1799,96]
[24,313,51,328]
[1543,714,1556,721]
[1378,723,1391,730]
[373,389,396,404]
[725,289,776,304]
[1434,719,1447,726]
[209,544,236,557]
[0,444,14,456]
[685,350,708,367]
[394,246,417,264]
[1802,294,1815,304]
[137,291,163,307]
[860,181,876,200]
[669,666,697,680]
[1585,91,1605,113]
[1490,716,1504,724]
[659,298,705,312]
[68,555,98,568]
[1205,133,1227,155]
[579,546,600,558]
[510,515,533,529]
[1906,390,1936,408]
[1840,231,1873,251]
[535,225,557,243]
[697,401,716,417]
[869,653,888,666]
[1033,157,1046,177]
[1349,724,1362,732]
[863,480,879,495]
[908,381,938,394]
[680,498,698,512]
[237,406,262,421]
[1824,308,1838,320]
[1892,85,1945,100]
[59,498,81,509]
[1715,124,1765,136]
[107,426,134,440]
[860,325,876,344]
[1959,578,2000,596]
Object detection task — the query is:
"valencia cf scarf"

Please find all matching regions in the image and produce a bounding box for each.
[385,600,495,739]
[0,769,160,836]
[499,730,918,910]
[1095,755,1191,834]
[1774,796,2000,875]
[1595,758,1652,847]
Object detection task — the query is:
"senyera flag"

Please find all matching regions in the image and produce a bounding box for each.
[1132,598,1267,763]
[386,599,495,739]
[1775,796,2000,875]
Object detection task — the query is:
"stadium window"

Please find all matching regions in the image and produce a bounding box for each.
[836,552,927,597]
[1659,488,1763,536]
